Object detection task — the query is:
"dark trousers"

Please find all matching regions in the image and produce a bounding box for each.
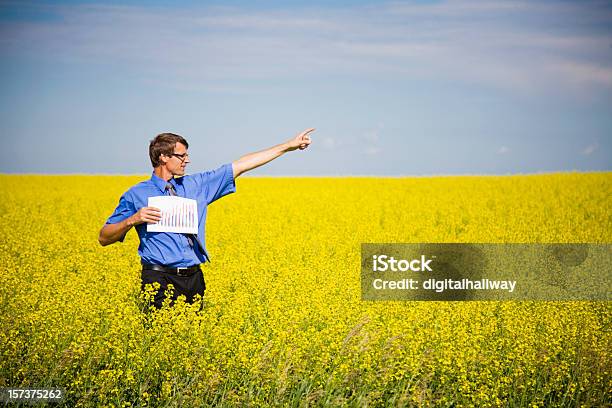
[141,268,206,309]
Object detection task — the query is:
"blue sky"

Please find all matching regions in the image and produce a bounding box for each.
[1,0,610,175]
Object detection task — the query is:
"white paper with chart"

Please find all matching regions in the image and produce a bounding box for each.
[146,196,198,234]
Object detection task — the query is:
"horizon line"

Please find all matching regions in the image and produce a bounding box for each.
[1,170,610,178]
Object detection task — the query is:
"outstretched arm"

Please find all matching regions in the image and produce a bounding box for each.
[232,128,314,178]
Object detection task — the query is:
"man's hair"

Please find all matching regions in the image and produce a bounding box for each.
[149,133,189,167]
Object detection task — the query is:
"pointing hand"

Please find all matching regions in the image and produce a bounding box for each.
[286,128,315,152]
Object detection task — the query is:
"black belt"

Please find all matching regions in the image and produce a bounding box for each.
[142,263,201,277]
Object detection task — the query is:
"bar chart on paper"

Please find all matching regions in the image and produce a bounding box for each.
[147,196,198,234]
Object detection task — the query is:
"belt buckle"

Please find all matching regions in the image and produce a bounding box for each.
[176,267,189,277]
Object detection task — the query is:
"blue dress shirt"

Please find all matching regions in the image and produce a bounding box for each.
[105,163,236,267]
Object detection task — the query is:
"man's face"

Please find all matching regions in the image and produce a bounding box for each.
[164,142,191,176]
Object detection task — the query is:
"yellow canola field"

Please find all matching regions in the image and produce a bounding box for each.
[0,173,610,407]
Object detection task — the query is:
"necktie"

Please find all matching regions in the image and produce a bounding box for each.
[165,182,200,251]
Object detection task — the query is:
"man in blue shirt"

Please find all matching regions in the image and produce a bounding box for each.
[99,128,314,309]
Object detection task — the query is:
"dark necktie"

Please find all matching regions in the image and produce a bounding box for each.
[165,182,200,251]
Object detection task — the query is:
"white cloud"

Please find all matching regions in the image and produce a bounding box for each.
[361,124,384,156]
[363,130,379,143]
[497,146,510,154]
[548,61,612,88]
[1,1,611,94]
[363,123,384,143]
[321,137,337,150]
[364,146,382,155]
[581,143,599,156]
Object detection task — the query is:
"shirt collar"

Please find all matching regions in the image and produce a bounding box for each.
[150,172,176,194]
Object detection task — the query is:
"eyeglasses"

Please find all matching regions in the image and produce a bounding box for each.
[169,152,189,162]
